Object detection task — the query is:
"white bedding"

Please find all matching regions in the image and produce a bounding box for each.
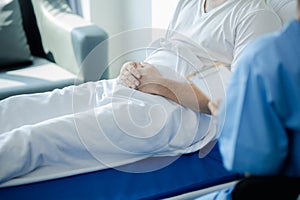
[0,78,215,187]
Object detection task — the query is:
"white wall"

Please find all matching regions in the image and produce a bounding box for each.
[90,0,152,35]
[84,0,178,78]
[151,0,179,30]
[89,0,152,78]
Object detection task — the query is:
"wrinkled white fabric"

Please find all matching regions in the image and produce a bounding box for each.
[0,80,213,187]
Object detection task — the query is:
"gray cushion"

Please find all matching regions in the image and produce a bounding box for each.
[0,57,77,100]
[0,0,32,68]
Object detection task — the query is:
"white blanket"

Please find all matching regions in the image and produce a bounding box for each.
[0,78,216,187]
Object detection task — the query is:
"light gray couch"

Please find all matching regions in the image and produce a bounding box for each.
[0,0,108,100]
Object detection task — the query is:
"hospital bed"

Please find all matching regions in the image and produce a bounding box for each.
[0,144,240,199]
[0,0,297,200]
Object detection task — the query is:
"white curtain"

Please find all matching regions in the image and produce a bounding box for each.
[67,0,83,16]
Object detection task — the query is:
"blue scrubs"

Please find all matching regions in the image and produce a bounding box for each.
[219,19,300,177]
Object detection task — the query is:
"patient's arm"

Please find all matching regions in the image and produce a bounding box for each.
[120,62,211,114]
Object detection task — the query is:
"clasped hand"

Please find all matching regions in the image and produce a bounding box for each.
[119,61,163,94]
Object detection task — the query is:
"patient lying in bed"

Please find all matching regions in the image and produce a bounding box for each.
[0,0,281,187]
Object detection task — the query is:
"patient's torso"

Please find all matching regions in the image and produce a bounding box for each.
[145,0,281,79]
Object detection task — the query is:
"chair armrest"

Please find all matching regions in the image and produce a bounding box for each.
[31,0,108,81]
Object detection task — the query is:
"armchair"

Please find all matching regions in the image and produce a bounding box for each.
[0,0,108,100]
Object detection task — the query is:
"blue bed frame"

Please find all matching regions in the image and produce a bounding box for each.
[0,143,241,200]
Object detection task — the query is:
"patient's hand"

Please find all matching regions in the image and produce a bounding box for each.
[208,101,220,116]
[119,61,163,95]
[135,62,164,95]
[119,61,142,89]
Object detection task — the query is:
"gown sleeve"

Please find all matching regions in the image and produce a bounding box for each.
[231,9,281,71]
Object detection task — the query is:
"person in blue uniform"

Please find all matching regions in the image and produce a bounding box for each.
[205,0,300,199]
[217,3,300,180]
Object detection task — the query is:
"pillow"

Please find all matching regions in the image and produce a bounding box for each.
[0,0,32,69]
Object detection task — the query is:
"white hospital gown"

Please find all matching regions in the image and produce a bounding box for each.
[0,0,281,187]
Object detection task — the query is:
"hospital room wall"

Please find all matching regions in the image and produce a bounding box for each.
[84,0,179,78]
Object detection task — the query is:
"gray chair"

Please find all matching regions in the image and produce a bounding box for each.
[0,0,108,100]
